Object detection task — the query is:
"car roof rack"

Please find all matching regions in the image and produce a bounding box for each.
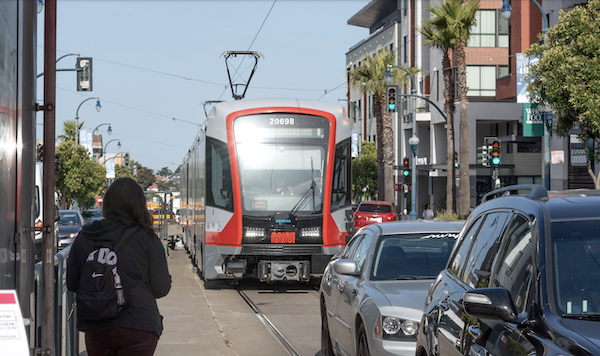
[482,184,548,204]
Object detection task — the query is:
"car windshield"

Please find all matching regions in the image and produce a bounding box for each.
[359,204,392,213]
[371,232,458,280]
[552,219,600,315]
[59,212,81,226]
[82,210,102,218]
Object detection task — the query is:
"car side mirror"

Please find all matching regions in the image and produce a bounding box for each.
[54,205,60,222]
[463,287,518,322]
[333,259,359,276]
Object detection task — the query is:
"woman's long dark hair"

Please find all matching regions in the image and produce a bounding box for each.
[103,177,153,233]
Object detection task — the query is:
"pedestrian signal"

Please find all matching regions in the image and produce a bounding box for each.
[76,57,93,91]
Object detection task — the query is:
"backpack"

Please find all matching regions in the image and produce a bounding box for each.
[76,226,142,321]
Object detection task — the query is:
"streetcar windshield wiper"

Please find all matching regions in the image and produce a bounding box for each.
[291,157,317,216]
[291,180,316,216]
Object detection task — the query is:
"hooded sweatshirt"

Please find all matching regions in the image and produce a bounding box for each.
[66,220,171,336]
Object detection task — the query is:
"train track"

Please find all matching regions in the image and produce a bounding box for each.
[236,287,303,356]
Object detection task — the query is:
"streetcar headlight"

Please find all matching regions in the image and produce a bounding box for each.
[244,227,265,238]
[300,226,320,238]
[374,316,419,341]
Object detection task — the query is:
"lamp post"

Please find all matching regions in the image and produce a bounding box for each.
[103,139,121,161]
[338,98,362,154]
[93,123,112,136]
[387,64,418,220]
[408,136,420,220]
[75,97,101,145]
[500,0,550,189]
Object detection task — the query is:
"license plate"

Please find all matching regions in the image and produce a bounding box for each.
[271,232,295,244]
[370,217,382,223]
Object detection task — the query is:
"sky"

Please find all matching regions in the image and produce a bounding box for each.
[36,0,371,173]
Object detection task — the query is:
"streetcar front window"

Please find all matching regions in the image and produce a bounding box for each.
[234,113,330,216]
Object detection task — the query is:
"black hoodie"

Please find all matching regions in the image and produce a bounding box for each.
[67,220,171,336]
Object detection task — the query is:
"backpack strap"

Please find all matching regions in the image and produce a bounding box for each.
[113,225,143,252]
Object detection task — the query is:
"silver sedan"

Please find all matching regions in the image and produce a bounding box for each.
[320,220,464,356]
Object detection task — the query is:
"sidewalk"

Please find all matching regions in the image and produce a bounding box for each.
[77,247,288,356]
[154,247,288,356]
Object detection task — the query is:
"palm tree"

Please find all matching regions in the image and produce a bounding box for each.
[421,0,479,215]
[420,3,458,214]
[58,119,83,143]
[349,49,419,205]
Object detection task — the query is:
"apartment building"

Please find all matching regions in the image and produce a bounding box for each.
[345,0,593,215]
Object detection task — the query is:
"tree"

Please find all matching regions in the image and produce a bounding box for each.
[352,142,378,201]
[420,2,458,213]
[157,167,172,177]
[56,140,106,209]
[525,0,600,188]
[136,165,155,190]
[422,0,479,215]
[58,119,83,143]
[349,49,419,205]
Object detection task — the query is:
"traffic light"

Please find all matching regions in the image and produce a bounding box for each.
[76,57,93,91]
[490,140,501,165]
[453,152,459,168]
[54,153,60,172]
[386,85,398,113]
[124,152,130,167]
[132,165,138,177]
[402,157,410,177]
[37,144,44,161]
[477,145,489,167]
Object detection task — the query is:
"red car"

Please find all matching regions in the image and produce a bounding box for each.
[353,201,397,230]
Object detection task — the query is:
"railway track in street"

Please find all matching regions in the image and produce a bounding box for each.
[233,280,322,356]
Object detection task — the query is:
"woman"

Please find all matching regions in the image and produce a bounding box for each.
[67,177,171,356]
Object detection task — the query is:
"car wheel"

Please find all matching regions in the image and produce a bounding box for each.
[321,303,335,356]
[357,323,370,356]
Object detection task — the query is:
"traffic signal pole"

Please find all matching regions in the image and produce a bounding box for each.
[42,0,57,354]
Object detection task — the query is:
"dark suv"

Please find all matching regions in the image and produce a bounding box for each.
[416,185,600,356]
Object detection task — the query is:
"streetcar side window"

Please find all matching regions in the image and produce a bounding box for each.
[330,138,351,211]
[206,138,234,212]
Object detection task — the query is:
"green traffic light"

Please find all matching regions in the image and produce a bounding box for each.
[492,157,500,165]
[403,170,409,176]
[389,104,396,110]
[454,162,459,168]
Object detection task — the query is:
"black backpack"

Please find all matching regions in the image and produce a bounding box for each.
[76,226,142,321]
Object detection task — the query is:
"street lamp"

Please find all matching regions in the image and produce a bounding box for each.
[387,64,419,220]
[408,135,420,220]
[75,97,101,145]
[338,99,362,154]
[103,139,121,160]
[500,0,551,189]
[93,123,112,136]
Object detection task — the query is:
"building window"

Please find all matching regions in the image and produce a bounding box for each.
[467,65,497,97]
[467,10,509,48]
[403,36,408,63]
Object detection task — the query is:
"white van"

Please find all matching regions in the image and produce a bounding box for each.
[34,162,59,262]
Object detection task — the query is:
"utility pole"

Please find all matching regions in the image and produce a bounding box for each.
[42,0,57,354]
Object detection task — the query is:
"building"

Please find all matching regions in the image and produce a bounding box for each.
[345,0,594,216]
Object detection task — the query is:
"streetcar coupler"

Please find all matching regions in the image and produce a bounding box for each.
[258,261,310,283]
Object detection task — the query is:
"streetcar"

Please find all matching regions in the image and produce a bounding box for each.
[179,98,353,283]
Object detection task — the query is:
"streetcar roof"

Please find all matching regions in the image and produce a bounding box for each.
[208,98,347,120]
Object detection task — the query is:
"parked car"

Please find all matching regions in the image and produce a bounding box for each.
[81,208,103,225]
[57,210,84,249]
[416,184,600,356]
[320,220,464,356]
[353,201,397,231]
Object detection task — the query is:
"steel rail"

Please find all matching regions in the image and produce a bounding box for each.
[236,288,303,356]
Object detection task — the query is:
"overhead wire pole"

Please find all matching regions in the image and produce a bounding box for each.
[42,0,57,354]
